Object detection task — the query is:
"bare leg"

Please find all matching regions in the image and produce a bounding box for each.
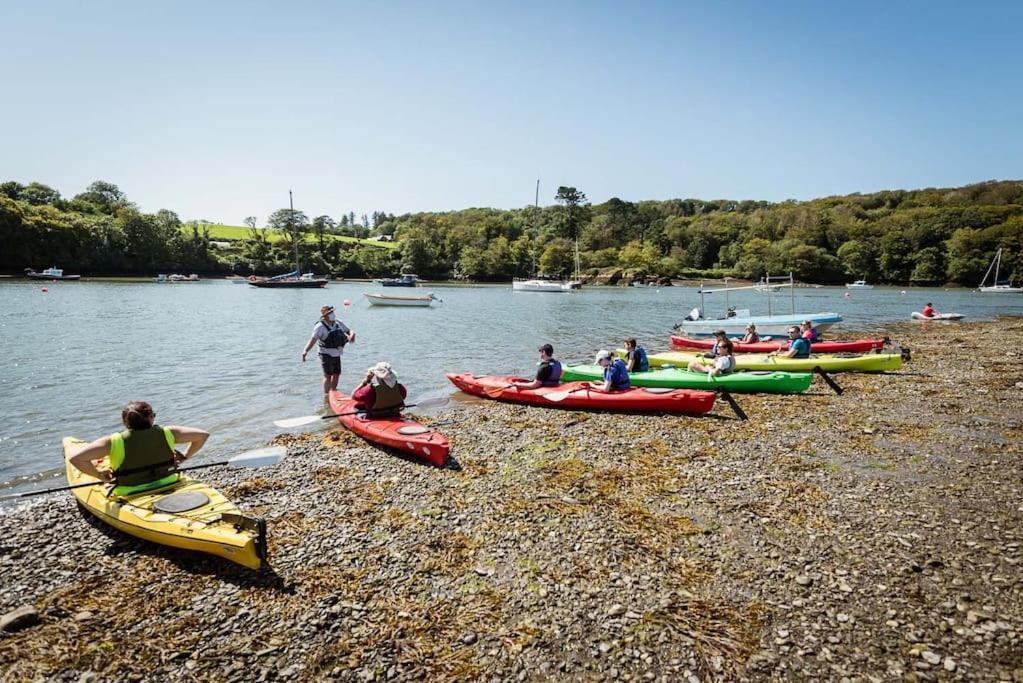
[322,374,331,394]
[329,372,340,391]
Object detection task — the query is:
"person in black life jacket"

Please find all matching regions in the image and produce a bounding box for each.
[352,362,407,417]
[68,401,209,496]
[302,305,356,394]
[512,343,563,390]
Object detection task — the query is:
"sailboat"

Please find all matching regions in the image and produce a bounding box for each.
[978,249,1022,293]
[512,180,582,292]
[249,191,329,289]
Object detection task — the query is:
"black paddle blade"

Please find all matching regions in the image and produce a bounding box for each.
[717,390,747,421]
[814,367,844,395]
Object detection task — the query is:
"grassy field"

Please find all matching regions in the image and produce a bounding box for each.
[196,224,398,250]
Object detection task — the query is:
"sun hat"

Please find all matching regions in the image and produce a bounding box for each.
[320,305,335,317]
[368,361,397,388]
[594,349,612,364]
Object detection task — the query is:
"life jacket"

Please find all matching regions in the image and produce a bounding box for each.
[108,425,178,496]
[540,359,563,386]
[317,320,348,350]
[789,337,812,359]
[605,359,631,390]
[630,347,649,372]
[367,382,404,418]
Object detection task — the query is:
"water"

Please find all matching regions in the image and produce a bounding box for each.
[2,279,1021,491]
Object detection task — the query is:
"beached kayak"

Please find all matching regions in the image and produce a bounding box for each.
[637,350,903,373]
[446,373,717,414]
[63,437,267,570]
[560,364,813,394]
[328,390,449,467]
[911,312,964,321]
[670,335,888,354]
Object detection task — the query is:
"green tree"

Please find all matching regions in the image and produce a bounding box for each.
[311,215,335,253]
[539,238,574,276]
[267,208,309,269]
[555,186,587,240]
[910,246,945,283]
[21,182,61,206]
[836,239,877,278]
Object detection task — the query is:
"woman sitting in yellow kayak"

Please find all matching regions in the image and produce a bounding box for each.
[69,401,209,496]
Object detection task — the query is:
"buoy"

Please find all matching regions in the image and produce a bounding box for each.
[900,290,906,295]
[342,299,352,309]
[843,292,851,298]
[41,287,48,293]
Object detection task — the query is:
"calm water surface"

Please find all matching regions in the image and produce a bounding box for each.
[2,279,1021,492]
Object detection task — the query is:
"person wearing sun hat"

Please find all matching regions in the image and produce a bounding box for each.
[592,349,630,391]
[352,362,408,417]
[301,305,356,394]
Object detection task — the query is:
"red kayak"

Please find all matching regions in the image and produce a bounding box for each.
[670,335,888,354]
[328,390,449,467]
[446,373,716,415]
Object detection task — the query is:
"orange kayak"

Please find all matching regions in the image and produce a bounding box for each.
[328,390,449,467]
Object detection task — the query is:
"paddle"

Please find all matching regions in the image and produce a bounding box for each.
[273,395,448,428]
[717,390,748,421]
[544,385,590,402]
[813,367,844,395]
[485,383,519,398]
[2,446,286,501]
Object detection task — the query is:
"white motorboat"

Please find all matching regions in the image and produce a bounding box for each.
[845,280,874,289]
[512,278,580,292]
[155,273,200,283]
[978,249,1023,293]
[25,267,80,281]
[364,292,440,307]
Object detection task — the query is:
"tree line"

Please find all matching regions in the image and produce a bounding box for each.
[2,178,1022,284]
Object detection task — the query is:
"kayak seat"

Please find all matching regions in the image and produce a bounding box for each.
[397,425,430,435]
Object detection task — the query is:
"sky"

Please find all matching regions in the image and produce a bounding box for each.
[2,0,1021,224]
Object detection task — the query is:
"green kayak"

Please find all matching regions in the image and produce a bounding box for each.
[560,364,813,394]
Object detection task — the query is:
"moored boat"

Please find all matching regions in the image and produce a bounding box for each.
[512,278,580,292]
[327,390,448,466]
[25,267,80,281]
[375,274,419,287]
[560,364,813,394]
[446,373,717,414]
[156,273,200,283]
[249,271,328,288]
[845,280,874,289]
[63,437,267,570]
[364,292,439,307]
[670,335,888,354]
[978,249,1023,293]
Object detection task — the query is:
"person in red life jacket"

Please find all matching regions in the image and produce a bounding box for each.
[302,305,356,394]
[922,302,936,318]
[352,362,407,417]
[800,319,821,343]
[69,401,209,497]
[513,343,563,390]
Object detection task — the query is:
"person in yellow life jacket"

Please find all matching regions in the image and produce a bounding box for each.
[352,362,408,418]
[69,401,209,497]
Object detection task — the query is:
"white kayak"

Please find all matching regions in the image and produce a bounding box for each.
[911,312,964,320]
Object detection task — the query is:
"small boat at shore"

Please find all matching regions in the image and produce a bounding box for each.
[560,364,813,394]
[640,350,903,373]
[62,437,268,570]
[911,312,964,321]
[249,271,328,288]
[364,292,439,307]
[327,391,449,466]
[375,274,419,287]
[447,373,717,415]
[25,267,80,281]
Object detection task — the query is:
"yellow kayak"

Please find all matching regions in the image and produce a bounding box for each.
[630,350,903,373]
[64,437,267,570]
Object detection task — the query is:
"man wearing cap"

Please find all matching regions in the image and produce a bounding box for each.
[301,305,356,394]
[593,350,630,391]
[513,344,563,390]
[352,362,407,417]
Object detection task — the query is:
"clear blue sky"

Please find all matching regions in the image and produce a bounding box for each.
[2,1,1020,224]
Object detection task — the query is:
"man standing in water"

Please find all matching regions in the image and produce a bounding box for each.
[301,305,356,393]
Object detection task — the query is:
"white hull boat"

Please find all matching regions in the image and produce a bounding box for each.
[364,292,439,307]
[845,280,874,289]
[978,249,1022,293]
[512,278,580,292]
[911,312,964,321]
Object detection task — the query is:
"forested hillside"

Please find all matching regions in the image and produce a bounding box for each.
[3,179,1021,284]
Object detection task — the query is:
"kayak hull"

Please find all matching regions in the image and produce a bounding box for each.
[642,351,903,373]
[446,373,717,414]
[670,335,887,354]
[328,391,449,467]
[911,312,964,320]
[63,437,267,570]
[561,364,813,394]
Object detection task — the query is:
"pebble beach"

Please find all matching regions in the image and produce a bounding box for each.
[1,318,1021,682]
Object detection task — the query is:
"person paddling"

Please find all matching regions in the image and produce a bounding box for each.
[922,302,936,318]
[623,338,649,373]
[302,305,356,394]
[513,343,563,390]
[69,401,209,496]
[352,362,407,417]
[592,350,630,391]
[770,326,812,359]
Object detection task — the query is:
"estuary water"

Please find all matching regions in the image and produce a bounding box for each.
[2,279,1021,492]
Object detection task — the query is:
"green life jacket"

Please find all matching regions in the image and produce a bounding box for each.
[368,383,404,418]
[108,425,178,497]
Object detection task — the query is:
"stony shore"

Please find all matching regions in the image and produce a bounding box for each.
[1,318,1021,682]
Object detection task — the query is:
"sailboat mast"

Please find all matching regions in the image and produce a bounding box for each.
[290,190,300,274]
[994,248,1001,284]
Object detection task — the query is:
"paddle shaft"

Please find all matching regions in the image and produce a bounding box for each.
[717,390,748,421]
[12,459,233,499]
[813,368,844,395]
[324,403,418,420]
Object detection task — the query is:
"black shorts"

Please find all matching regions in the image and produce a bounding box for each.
[319,354,341,375]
